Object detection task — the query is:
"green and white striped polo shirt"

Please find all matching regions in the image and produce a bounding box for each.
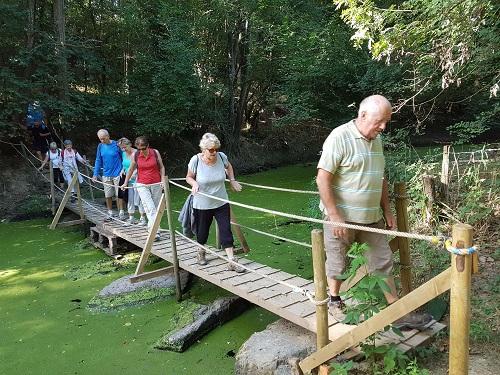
[318,120,385,224]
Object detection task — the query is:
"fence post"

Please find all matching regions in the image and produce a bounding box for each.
[311,229,329,374]
[449,223,473,375]
[394,182,412,295]
[164,176,182,302]
[49,160,56,215]
[422,175,436,225]
[441,145,451,202]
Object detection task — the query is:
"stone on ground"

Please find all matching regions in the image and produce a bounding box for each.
[235,319,316,375]
[99,269,190,297]
[155,296,251,352]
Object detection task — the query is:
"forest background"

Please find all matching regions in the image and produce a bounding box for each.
[0,0,498,170]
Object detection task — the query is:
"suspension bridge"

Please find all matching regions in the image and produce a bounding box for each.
[8,140,477,375]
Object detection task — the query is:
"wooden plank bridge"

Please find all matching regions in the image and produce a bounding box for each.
[57,194,445,362]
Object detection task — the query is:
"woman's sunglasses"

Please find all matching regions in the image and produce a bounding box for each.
[207,148,219,153]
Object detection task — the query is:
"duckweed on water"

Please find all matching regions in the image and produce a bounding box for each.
[87,286,175,313]
[64,253,141,280]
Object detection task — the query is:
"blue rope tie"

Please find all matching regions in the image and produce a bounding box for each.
[445,240,477,255]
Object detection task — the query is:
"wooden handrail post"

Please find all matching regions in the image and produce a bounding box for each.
[230,207,250,253]
[164,176,182,302]
[449,223,473,375]
[394,182,412,295]
[49,160,56,215]
[84,162,95,201]
[311,229,329,374]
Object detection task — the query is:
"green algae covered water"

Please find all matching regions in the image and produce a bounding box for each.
[0,164,319,374]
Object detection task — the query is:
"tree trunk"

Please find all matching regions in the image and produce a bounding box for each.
[225,16,250,156]
[53,0,67,101]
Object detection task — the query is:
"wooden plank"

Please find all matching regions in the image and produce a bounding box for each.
[299,267,452,373]
[129,266,174,283]
[49,172,78,229]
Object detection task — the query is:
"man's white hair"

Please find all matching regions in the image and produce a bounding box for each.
[97,129,109,137]
[358,95,392,116]
[199,133,221,150]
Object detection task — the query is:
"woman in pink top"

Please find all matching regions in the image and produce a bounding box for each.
[121,136,165,241]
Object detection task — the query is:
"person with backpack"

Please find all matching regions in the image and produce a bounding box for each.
[39,142,64,190]
[185,133,244,273]
[118,137,147,226]
[92,129,125,222]
[120,136,165,241]
[61,139,85,202]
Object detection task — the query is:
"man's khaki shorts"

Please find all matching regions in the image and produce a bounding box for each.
[323,217,393,279]
[103,176,121,198]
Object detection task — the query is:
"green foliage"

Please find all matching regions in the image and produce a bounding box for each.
[329,360,354,374]
[447,104,500,144]
[334,0,500,131]
[340,243,388,325]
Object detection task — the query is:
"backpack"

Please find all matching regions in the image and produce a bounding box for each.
[61,148,76,162]
[193,152,227,177]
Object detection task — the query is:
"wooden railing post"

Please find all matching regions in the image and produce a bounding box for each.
[394,182,412,295]
[311,229,329,374]
[449,223,473,375]
[164,176,182,302]
[441,145,451,202]
[49,160,56,215]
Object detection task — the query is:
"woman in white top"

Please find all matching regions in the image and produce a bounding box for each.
[39,142,64,189]
[185,133,244,272]
[61,139,85,199]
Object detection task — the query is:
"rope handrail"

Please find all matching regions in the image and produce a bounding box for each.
[169,179,443,243]
[170,177,319,195]
[175,230,326,305]
[172,208,312,249]
[78,170,164,189]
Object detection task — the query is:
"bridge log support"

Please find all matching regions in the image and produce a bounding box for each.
[311,229,329,374]
[449,223,473,375]
[394,182,412,295]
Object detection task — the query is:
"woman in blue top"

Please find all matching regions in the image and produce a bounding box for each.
[118,138,146,226]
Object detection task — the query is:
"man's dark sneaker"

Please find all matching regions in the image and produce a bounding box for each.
[393,312,433,330]
[70,194,76,203]
[103,217,113,222]
[154,233,161,242]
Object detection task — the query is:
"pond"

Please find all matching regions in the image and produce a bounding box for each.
[0,163,321,374]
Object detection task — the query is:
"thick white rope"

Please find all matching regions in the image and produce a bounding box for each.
[169,180,443,243]
[172,208,312,249]
[170,177,319,195]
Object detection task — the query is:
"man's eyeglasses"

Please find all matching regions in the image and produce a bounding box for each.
[207,148,218,153]
[136,145,147,150]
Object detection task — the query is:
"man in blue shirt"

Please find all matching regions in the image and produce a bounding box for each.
[92,129,124,221]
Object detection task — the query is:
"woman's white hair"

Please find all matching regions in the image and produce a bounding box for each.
[199,133,220,150]
[49,142,58,149]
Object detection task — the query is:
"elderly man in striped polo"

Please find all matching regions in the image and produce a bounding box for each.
[316,94,432,329]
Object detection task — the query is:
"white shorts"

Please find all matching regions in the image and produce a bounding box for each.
[103,176,120,198]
